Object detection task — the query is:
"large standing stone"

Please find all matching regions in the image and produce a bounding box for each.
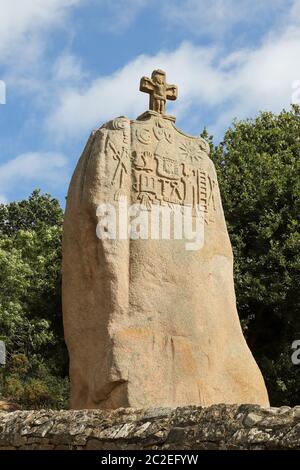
[62,70,269,409]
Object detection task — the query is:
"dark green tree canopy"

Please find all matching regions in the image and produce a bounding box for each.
[0,190,68,409]
[207,105,300,405]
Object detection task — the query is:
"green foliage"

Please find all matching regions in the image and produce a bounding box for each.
[0,190,69,409]
[207,105,300,405]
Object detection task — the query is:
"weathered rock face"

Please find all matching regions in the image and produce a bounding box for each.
[62,107,269,410]
[1,405,300,450]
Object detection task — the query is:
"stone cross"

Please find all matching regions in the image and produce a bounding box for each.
[140,69,178,115]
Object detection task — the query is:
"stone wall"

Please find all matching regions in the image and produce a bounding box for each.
[0,405,299,450]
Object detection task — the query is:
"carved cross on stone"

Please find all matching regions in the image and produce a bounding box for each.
[140,69,178,115]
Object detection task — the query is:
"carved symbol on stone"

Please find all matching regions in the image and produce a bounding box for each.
[138,193,153,210]
[153,119,174,143]
[156,178,183,206]
[197,169,208,215]
[133,151,154,172]
[194,170,218,224]
[153,120,165,141]
[181,163,197,208]
[164,158,179,176]
[108,141,129,200]
[110,116,130,145]
[169,181,183,203]
[130,139,217,222]
[156,156,180,180]
[207,175,217,222]
[180,140,203,164]
[164,128,173,144]
[111,116,128,130]
[139,174,157,194]
[136,127,151,145]
[132,167,157,210]
[98,128,109,157]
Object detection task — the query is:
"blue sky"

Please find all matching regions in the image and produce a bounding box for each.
[0,0,300,206]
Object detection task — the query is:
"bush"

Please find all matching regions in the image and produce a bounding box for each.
[0,191,69,409]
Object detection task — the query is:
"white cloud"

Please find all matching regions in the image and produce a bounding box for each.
[47,42,224,140]
[0,152,69,201]
[214,26,300,132]
[53,53,86,82]
[0,0,86,107]
[46,10,300,141]
[0,0,82,62]
[0,195,8,204]
[0,0,146,100]
[2,0,300,148]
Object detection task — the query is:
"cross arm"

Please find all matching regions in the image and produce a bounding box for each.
[166,84,178,101]
[140,76,154,94]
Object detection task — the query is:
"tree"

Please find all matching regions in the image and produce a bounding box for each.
[207,105,300,405]
[0,190,68,409]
